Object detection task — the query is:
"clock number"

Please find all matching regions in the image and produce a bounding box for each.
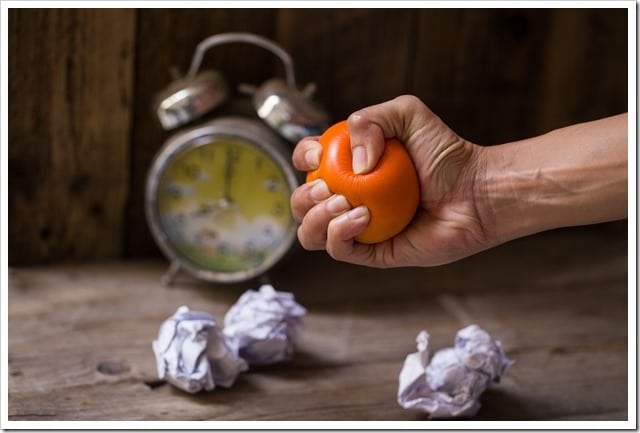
[263,178,280,192]
[272,201,285,217]
[181,162,200,180]
[165,183,183,200]
[198,146,214,161]
[254,155,264,171]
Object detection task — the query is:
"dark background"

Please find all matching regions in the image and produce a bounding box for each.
[8,8,628,265]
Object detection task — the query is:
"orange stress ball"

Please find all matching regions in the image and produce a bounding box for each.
[306,120,421,244]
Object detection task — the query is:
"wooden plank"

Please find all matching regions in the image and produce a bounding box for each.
[276,9,416,119]
[413,9,627,145]
[414,9,552,145]
[8,227,629,421]
[8,9,135,264]
[534,9,628,133]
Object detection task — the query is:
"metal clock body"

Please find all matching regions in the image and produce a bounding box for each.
[146,116,300,283]
[145,33,328,284]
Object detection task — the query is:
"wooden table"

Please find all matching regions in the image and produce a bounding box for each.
[7,225,630,422]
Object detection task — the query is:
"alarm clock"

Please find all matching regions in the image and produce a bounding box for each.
[145,33,329,284]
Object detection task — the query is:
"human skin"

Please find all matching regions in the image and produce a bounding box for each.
[290,95,628,268]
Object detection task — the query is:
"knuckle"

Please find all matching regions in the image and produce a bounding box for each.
[325,222,345,259]
[347,109,372,130]
[296,225,315,250]
[325,241,340,260]
[298,225,325,251]
[289,188,306,222]
[292,138,319,170]
[395,95,423,115]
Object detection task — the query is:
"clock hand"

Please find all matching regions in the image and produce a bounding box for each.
[223,146,234,205]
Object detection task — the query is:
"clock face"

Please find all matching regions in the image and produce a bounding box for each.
[151,135,297,281]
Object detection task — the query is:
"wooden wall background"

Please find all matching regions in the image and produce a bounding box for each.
[8,8,628,265]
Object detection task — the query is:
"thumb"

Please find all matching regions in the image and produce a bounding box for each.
[347,95,428,174]
[347,112,387,175]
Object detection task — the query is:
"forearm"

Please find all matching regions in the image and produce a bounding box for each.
[479,113,628,245]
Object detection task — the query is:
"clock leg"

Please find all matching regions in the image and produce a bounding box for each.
[161,261,182,286]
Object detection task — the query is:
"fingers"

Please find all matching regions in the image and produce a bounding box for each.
[292,136,322,172]
[296,194,354,250]
[296,95,431,175]
[347,113,387,174]
[291,95,436,265]
[325,206,383,267]
[290,178,330,222]
[325,205,370,251]
[347,95,433,174]
[291,133,371,251]
[291,176,372,253]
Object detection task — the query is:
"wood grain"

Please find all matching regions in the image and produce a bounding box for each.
[8,226,629,421]
[414,9,552,144]
[7,9,628,263]
[534,8,628,133]
[8,9,135,264]
[413,8,628,145]
[277,9,417,118]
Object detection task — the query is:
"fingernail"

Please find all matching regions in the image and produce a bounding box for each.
[305,144,322,167]
[344,205,369,222]
[326,194,351,214]
[333,205,370,232]
[309,179,330,201]
[352,146,367,174]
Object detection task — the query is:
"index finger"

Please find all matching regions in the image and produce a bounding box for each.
[291,136,322,172]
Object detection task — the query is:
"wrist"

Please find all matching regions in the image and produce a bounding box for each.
[478,142,547,245]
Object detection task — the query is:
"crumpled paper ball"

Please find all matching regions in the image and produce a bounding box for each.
[397,324,513,418]
[152,306,249,393]
[223,284,307,365]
